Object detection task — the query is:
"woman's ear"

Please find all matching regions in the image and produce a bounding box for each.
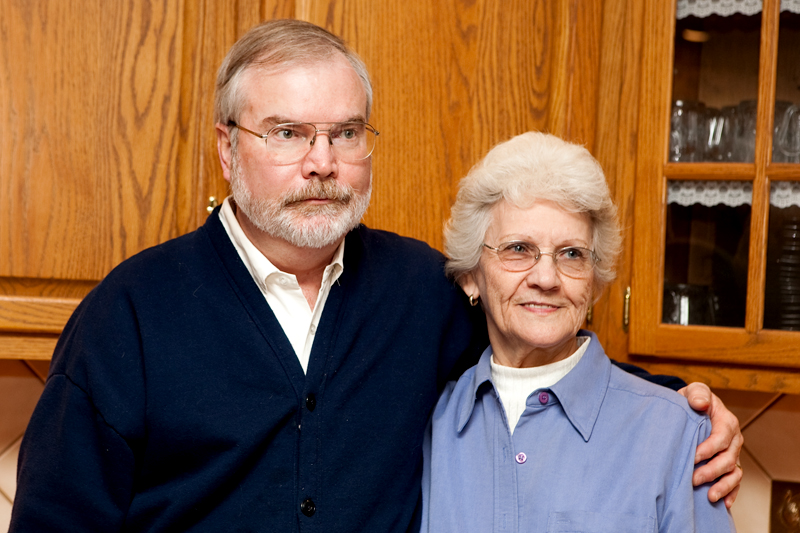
[458,271,480,300]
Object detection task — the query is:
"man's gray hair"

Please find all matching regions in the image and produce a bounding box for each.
[444,131,622,296]
[214,19,373,126]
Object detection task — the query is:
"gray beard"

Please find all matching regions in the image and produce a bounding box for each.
[229,152,371,249]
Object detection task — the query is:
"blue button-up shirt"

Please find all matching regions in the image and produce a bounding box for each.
[421,331,735,532]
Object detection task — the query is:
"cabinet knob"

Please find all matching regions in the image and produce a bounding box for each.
[207,196,219,214]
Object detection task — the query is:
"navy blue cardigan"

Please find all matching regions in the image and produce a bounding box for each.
[11,210,683,532]
[12,211,488,532]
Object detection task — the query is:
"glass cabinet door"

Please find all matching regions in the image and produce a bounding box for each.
[764,6,800,332]
[630,0,800,368]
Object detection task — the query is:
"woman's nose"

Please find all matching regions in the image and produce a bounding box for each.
[525,255,560,289]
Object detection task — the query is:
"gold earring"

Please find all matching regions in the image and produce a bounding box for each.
[469,295,479,306]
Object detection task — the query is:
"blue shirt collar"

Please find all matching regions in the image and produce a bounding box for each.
[457,329,611,442]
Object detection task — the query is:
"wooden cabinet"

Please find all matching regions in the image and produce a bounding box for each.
[9,0,796,394]
[0,1,239,360]
[0,0,600,360]
[623,0,800,392]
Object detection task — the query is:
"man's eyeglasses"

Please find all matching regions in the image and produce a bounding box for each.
[482,241,599,278]
[230,121,379,164]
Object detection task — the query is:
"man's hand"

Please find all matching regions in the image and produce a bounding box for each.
[678,382,743,509]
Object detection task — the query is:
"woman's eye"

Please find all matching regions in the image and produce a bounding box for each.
[504,243,530,254]
[560,248,584,260]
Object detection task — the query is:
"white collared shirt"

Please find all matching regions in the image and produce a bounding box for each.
[218,197,344,373]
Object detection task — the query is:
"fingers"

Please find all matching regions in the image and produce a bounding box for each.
[691,389,744,504]
[724,484,741,509]
[679,382,712,412]
[704,462,743,506]
[693,432,740,484]
[694,392,740,464]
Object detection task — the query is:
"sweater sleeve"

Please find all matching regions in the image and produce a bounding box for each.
[10,375,136,531]
[10,277,146,532]
[610,359,687,391]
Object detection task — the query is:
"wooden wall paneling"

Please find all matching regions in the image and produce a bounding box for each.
[564,0,602,149]
[2,1,185,279]
[628,0,673,357]
[306,0,458,247]
[303,0,476,249]
[182,0,301,235]
[590,0,645,359]
[0,1,187,358]
[301,0,581,251]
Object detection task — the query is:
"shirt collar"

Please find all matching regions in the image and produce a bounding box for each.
[457,330,611,442]
[218,196,345,292]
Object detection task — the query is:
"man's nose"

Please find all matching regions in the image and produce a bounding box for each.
[303,130,337,177]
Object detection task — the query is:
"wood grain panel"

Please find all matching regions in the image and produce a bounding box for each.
[0,297,79,335]
[0,335,59,361]
[0,0,607,362]
[590,0,645,360]
[301,0,578,250]
[0,1,185,281]
[630,360,800,394]
[179,0,299,234]
[628,0,675,357]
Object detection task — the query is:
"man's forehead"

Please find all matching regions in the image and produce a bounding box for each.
[238,60,368,123]
[242,52,356,83]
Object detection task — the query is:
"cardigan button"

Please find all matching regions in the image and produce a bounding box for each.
[306,393,316,411]
[300,498,316,517]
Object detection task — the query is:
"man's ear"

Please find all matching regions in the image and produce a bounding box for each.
[215,123,234,183]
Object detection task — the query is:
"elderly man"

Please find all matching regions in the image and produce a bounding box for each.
[11,19,741,532]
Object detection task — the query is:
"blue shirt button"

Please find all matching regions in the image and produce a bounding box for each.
[515,452,527,464]
[538,392,549,404]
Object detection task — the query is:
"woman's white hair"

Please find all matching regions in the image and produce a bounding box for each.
[444,131,622,295]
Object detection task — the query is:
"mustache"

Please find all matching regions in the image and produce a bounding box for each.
[282,180,353,207]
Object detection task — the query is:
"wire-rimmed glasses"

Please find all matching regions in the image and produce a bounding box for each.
[482,241,599,278]
[231,121,379,164]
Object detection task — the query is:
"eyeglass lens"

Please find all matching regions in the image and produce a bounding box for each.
[487,242,595,276]
[266,122,377,163]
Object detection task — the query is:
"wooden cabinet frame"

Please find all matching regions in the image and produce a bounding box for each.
[630,0,800,373]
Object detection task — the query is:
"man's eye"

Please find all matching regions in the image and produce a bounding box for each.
[274,128,296,140]
[334,124,363,141]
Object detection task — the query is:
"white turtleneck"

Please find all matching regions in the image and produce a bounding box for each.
[490,336,591,435]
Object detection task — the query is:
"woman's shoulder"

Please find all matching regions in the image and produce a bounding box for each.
[431,364,483,424]
[607,365,707,426]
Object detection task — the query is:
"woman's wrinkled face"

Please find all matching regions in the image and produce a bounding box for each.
[460,199,595,366]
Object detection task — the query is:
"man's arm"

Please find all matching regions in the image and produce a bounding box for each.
[11,374,135,530]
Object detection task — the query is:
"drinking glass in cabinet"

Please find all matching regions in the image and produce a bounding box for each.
[663,181,751,327]
[672,2,761,163]
[774,6,800,162]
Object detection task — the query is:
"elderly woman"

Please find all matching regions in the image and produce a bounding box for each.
[421,132,735,531]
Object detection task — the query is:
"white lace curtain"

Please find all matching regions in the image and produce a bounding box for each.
[667,180,800,208]
[677,0,800,18]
